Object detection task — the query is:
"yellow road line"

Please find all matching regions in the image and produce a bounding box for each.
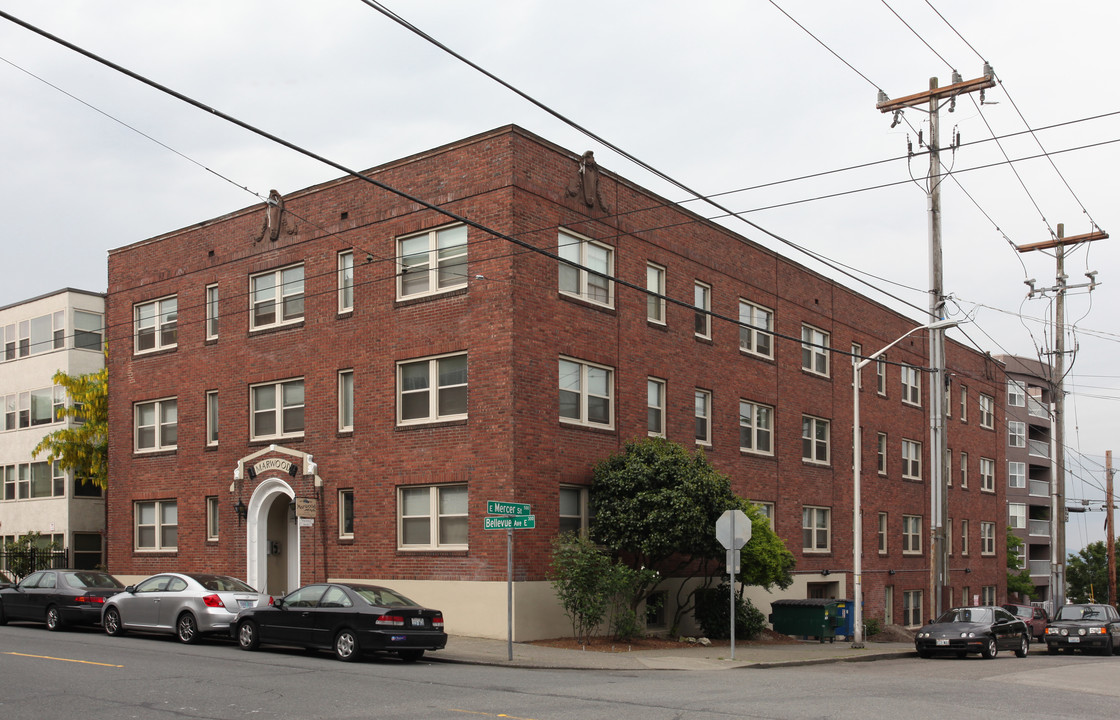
[3,651,123,668]
[450,710,539,720]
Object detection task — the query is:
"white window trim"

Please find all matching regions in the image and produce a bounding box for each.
[903,590,923,628]
[902,515,922,555]
[802,505,831,553]
[1008,461,1026,489]
[1007,379,1026,407]
[801,414,830,465]
[961,519,970,556]
[979,393,995,429]
[739,299,774,358]
[396,224,468,300]
[397,484,468,551]
[134,295,178,354]
[206,496,219,542]
[339,489,354,539]
[558,229,614,307]
[801,324,830,377]
[647,377,666,438]
[901,365,921,407]
[250,378,305,441]
[1008,421,1026,448]
[205,284,219,341]
[646,262,666,325]
[134,397,177,453]
[739,399,774,455]
[876,356,887,396]
[754,501,775,528]
[397,352,468,426]
[559,356,614,429]
[979,457,996,493]
[901,439,922,480]
[135,499,177,552]
[1008,503,1027,530]
[980,521,996,556]
[205,390,219,447]
[250,263,305,332]
[694,281,712,339]
[960,452,969,489]
[338,250,354,313]
[695,389,712,446]
[877,432,888,474]
[339,369,354,432]
[878,512,888,554]
[559,485,590,538]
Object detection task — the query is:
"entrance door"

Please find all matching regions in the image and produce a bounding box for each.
[884,586,894,626]
[265,495,289,596]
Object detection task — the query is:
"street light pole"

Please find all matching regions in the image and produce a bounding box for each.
[852,318,960,648]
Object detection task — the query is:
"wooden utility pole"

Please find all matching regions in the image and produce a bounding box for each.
[877,67,994,619]
[1108,450,1116,606]
[1018,224,1107,611]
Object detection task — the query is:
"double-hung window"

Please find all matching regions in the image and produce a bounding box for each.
[979,394,994,428]
[738,300,773,358]
[801,415,830,464]
[339,370,354,431]
[206,391,219,447]
[960,452,969,488]
[739,400,773,454]
[135,500,177,551]
[398,484,467,550]
[902,515,922,554]
[647,378,666,437]
[876,356,887,396]
[135,398,177,452]
[559,357,613,428]
[901,439,922,480]
[901,365,921,406]
[646,263,666,324]
[251,264,304,330]
[559,485,590,537]
[801,325,830,376]
[877,433,888,474]
[694,389,712,446]
[339,489,355,539]
[398,225,467,299]
[1008,461,1026,489]
[694,282,711,339]
[903,590,923,627]
[1008,421,1026,448]
[338,250,354,312]
[961,519,969,555]
[74,310,103,351]
[206,496,220,541]
[558,229,613,306]
[878,512,888,554]
[251,379,304,440]
[1007,379,1025,407]
[979,457,995,492]
[802,506,831,552]
[397,353,467,425]
[1008,503,1026,530]
[134,296,177,353]
[205,284,219,340]
[980,521,996,555]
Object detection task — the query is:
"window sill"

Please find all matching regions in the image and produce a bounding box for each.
[802,459,831,468]
[132,549,178,555]
[395,418,467,431]
[248,436,304,447]
[396,547,469,555]
[694,334,713,345]
[739,348,775,363]
[394,286,468,309]
[801,368,831,380]
[337,430,354,439]
[557,292,616,315]
[337,310,354,320]
[133,347,177,359]
[740,449,775,459]
[559,420,616,436]
[337,537,355,545]
[133,449,177,458]
[249,320,305,338]
[646,319,668,331]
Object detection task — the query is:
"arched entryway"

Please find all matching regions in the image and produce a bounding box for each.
[245,477,300,596]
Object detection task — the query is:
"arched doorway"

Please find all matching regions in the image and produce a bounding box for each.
[245,477,300,596]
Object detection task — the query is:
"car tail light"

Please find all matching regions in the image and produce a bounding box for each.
[75,595,106,604]
[268,596,275,606]
[432,615,444,629]
[376,614,404,627]
[202,594,226,609]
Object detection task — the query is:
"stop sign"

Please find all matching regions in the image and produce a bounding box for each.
[716,509,751,549]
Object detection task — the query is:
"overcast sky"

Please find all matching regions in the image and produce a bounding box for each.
[1,1,1116,552]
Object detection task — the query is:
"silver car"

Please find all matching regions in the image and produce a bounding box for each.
[102,573,270,643]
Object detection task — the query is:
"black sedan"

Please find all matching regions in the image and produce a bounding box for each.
[915,606,1030,659]
[0,569,124,630]
[233,583,446,662]
[1043,603,1120,656]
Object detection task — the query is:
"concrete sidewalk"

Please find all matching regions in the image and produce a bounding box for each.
[430,635,918,670]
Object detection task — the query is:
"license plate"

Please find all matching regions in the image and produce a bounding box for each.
[238,599,255,609]
[1068,636,1079,643]
[391,635,406,642]
[411,617,426,627]
[936,638,949,646]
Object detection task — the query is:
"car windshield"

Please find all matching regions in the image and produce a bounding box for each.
[191,575,256,593]
[937,608,992,624]
[63,571,123,589]
[353,586,417,608]
[1001,605,1028,618]
[1055,605,1102,621]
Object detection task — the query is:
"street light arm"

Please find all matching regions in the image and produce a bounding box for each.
[853,319,960,372]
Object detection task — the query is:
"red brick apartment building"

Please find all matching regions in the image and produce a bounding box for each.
[105,125,1005,639]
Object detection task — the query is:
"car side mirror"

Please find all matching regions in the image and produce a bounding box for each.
[124,585,136,594]
[273,598,285,609]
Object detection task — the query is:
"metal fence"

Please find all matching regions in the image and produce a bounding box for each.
[0,547,70,584]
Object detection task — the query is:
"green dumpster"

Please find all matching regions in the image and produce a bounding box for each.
[769,598,847,643]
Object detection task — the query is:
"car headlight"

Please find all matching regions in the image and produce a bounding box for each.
[1060,628,1069,636]
[1088,627,1105,635]
[1078,628,1088,636]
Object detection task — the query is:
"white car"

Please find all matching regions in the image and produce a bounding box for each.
[102,572,270,643]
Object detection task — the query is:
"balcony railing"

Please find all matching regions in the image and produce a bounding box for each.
[1029,519,1050,536]
[1029,559,1050,577]
[1029,439,1051,459]
[1030,479,1049,497]
[1027,397,1049,419]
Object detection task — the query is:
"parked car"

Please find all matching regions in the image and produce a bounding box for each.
[233,582,447,662]
[1002,603,1050,641]
[0,569,124,630]
[914,606,1029,659]
[1043,603,1120,656]
[102,572,270,643]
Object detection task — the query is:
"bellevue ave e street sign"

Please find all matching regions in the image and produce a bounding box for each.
[484,515,536,530]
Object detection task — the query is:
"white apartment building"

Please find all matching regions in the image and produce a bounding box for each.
[0,288,106,577]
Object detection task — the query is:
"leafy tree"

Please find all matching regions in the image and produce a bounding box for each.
[32,365,107,490]
[1066,539,1120,604]
[589,437,794,630]
[1006,532,1036,600]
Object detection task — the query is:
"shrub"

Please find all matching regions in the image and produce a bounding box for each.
[693,584,766,640]
[863,617,883,638]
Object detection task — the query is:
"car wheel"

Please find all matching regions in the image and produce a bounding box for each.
[104,607,125,636]
[176,613,200,644]
[0,602,8,626]
[1015,634,1029,658]
[397,649,424,663]
[982,637,998,659]
[45,605,64,631]
[237,620,260,651]
[334,629,360,662]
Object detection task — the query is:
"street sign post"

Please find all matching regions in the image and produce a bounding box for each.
[715,509,751,660]
[484,500,533,661]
